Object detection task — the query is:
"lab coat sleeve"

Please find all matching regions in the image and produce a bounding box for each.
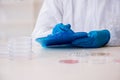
[32,0,63,39]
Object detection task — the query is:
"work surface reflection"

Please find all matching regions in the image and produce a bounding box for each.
[0,41,120,80]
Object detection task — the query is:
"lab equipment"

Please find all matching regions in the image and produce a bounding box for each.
[72,29,110,48]
[8,36,32,60]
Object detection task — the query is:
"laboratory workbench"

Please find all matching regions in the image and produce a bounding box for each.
[0,46,120,80]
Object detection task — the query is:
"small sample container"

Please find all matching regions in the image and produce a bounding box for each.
[8,36,32,60]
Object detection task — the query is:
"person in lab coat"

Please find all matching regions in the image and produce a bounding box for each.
[32,0,120,48]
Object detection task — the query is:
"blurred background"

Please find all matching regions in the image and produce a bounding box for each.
[0,0,43,40]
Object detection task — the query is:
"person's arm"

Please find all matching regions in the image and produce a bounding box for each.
[32,0,63,39]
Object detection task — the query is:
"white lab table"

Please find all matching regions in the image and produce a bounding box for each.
[0,46,120,80]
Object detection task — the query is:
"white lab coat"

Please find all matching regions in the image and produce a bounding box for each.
[32,0,120,47]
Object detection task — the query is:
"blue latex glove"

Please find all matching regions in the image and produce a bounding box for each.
[72,29,110,48]
[52,23,71,34]
[36,23,88,47]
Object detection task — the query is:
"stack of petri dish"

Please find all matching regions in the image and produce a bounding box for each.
[8,36,32,60]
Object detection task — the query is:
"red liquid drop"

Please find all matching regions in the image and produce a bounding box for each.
[59,59,79,64]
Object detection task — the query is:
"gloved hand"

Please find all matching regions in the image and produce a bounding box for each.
[36,23,88,47]
[72,29,110,48]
